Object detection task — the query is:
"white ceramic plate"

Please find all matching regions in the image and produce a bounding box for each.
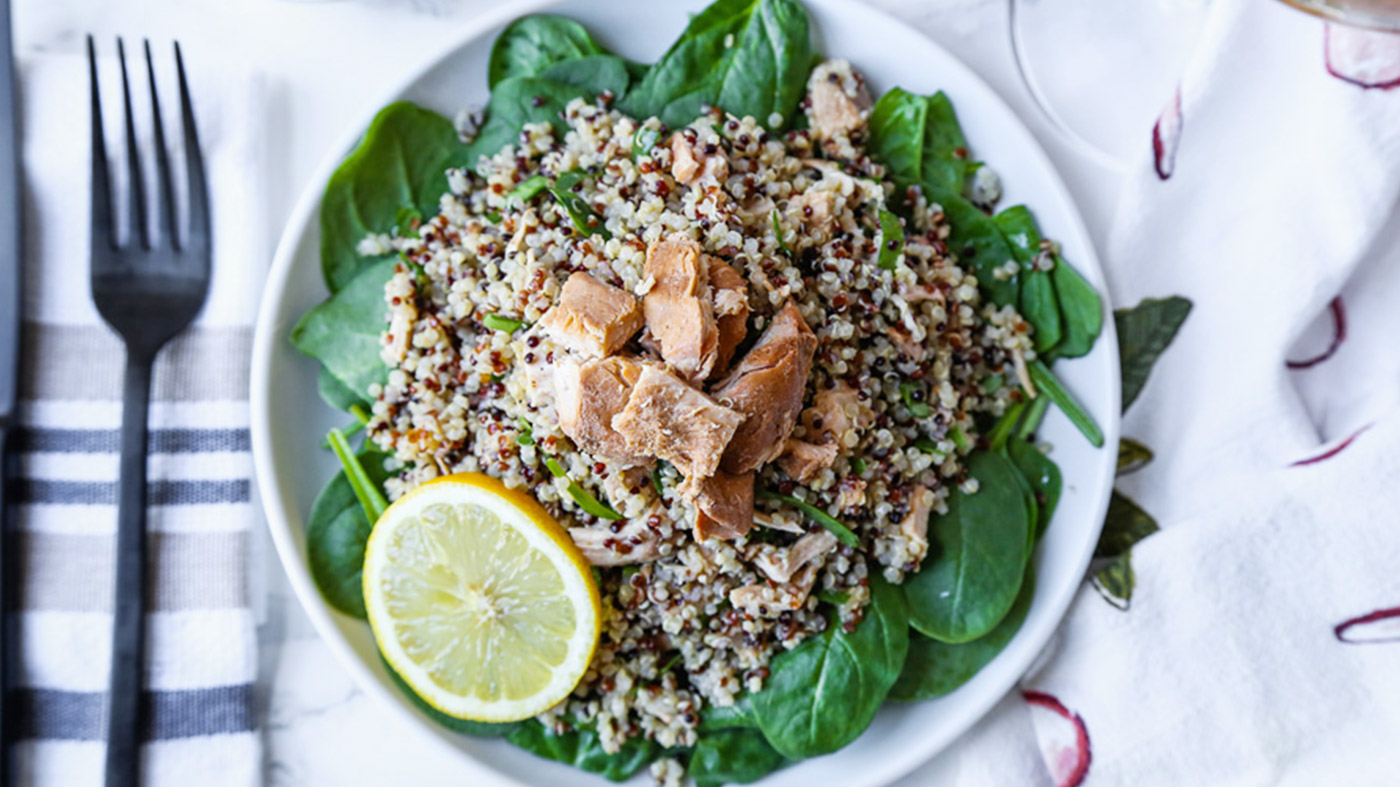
[251,1,1121,784]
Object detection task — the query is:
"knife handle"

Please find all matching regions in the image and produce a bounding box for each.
[104,354,152,787]
[0,421,13,787]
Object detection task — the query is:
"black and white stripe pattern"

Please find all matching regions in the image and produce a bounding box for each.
[18,55,264,786]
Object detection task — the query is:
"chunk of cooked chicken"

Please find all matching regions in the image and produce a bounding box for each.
[751,530,838,584]
[537,272,644,358]
[729,562,819,617]
[556,355,650,465]
[569,502,665,566]
[807,59,872,142]
[641,234,719,383]
[888,324,925,363]
[800,383,874,447]
[670,131,729,184]
[900,484,933,550]
[706,256,750,374]
[776,438,837,483]
[612,365,744,480]
[679,469,755,541]
[712,301,818,474]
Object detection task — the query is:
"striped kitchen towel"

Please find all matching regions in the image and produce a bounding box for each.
[13,53,265,785]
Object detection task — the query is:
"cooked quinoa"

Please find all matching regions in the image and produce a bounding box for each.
[363,59,1034,757]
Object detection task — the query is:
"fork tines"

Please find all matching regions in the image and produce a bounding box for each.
[87,35,208,261]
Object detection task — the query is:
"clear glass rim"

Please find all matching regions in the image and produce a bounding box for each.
[1275,0,1400,32]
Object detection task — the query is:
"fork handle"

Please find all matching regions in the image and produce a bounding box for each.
[104,351,154,787]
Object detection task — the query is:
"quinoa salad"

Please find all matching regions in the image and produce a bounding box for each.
[290,2,1106,784]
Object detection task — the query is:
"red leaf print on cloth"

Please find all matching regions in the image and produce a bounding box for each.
[1325,23,1400,89]
[1025,690,1092,787]
[1286,297,1347,369]
[1335,607,1400,644]
[1152,86,1183,180]
[1291,424,1371,467]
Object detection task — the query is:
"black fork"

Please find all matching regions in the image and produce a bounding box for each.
[87,37,209,787]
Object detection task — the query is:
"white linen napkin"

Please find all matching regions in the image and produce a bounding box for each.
[906,0,1400,784]
[15,52,265,785]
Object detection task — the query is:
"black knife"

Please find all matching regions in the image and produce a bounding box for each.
[0,0,21,781]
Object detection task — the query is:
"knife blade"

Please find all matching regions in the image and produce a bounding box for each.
[0,0,20,782]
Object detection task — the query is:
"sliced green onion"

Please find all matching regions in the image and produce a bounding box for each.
[515,417,535,447]
[327,428,388,522]
[900,381,932,419]
[550,171,612,240]
[482,313,525,333]
[817,589,851,606]
[397,251,428,287]
[321,404,372,448]
[877,208,904,270]
[1028,359,1104,447]
[771,210,792,257]
[1018,396,1050,440]
[651,462,666,496]
[484,210,502,224]
[949,425,970,452]
[659,652,683,674]
[912,437,939,454]
[633,126,660,159]
[544,456,624,520]
[986,400,1028,453]
[979,373,1005,394]
[851,457,867,476]
[507,174,548,207]
[758,490,859,548]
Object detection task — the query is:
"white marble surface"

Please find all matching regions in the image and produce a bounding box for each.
[13,0,1140,783]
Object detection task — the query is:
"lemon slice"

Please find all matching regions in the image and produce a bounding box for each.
[363,472,601,722]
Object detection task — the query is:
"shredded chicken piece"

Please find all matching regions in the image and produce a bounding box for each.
[806,59,872,143]
[706,256,750,374]
[800,384,873,447]
[712,301,818,474]
[775,438,838,483]
[679,470,755,541]
[729,563,820,616]
[888,324,925,363]
[752,530,838,584]
[900,485,933,550]
[570,503,665,566]
[537,272,644,358]
[641,234,719,382]
[556,355,650,465]
[669,132,729,184]
[612,365,743,479]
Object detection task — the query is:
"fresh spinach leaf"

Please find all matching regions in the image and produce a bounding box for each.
[1092,550,1136,611]
[619,0,812,130]
[291,258,396,403]
[1095,490,1158,559]
[381,652,519,737]
[1116,296,1192,412]
[465,55,633,164]
[1117,437,1153,475]
[321,103,473,293]
[928,189,1019,309]
[317,365,371,413]
[904,451,1030,643]
[1027,359,1104,448]
[751,575,908,758]
[867,88,972,198]
[699,697,759,730]
[1008,437,1061,540]
[305,449,391,618]
[877,208,904,270]
[508,719,659,782]
[690,727,787,787]
[995,206,1061,353]
[1047,256,1103,360]
[891,565,1034,701]
[488,14,608,88]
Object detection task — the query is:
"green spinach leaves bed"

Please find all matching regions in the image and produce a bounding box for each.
[289,0,1107,781]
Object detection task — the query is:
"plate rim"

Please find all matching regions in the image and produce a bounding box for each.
[249,1,1121,783]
